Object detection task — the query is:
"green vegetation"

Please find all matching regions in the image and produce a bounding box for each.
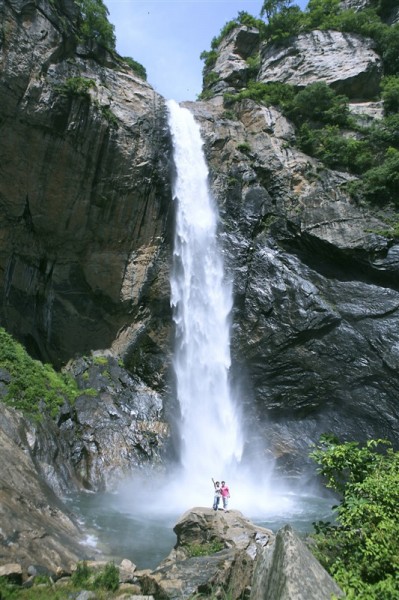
[237,141,252,153]
[186,540,224,557]
[99,105,119,128]
[75,0,116,49]
[71,560,119,591]
[0,327,80,419]
[122,56,147,80]
[55,76,96,98]
[310,436,399,599]
[0,561,120,599]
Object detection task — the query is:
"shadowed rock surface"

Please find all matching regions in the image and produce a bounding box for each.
[0,404,87,571]
[250,524,344,600]
[0,0,173,374]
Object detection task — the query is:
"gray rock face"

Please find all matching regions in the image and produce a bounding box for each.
[205,25,259,95]
[250,525,344,600]
[61,353,171,491]
[0,404,86,571]
[0,0,173,373]
[258,30,382,99]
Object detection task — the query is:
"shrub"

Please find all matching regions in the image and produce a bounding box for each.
[186,540,224,557]
[200,49,218,70]
[224,80,295,110]
[122,56,147,80]
[237,141,251,153]
[381,75,399,114]
[55,76,96,98]
[93,562,119,591]
[71,561,91,587]
[361,146,399,204]
[263,5,304,42]
[288,82,349,127]
[297,124,373,173]
[309,436,399,599]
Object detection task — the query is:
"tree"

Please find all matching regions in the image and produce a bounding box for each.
[310,436,399,599]
[261,0,292,21]
[76,0,116,50]
[288,82,349,126]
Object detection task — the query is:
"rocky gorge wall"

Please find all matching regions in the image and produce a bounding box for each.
[1,0,399,488]
[0,0,173,381]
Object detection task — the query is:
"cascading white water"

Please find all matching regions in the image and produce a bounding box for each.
[167,99,243,485]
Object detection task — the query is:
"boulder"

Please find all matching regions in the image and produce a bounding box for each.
[140,508,273,600]
[205,26,260,95]
[250,525,344,600]
[258,30,382,99]
[0,563,23,584]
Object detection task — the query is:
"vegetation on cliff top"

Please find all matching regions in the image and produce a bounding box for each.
[74,0,147,79]
[202,0,399,209]
[310,436,399,599]
[0,327,79,419]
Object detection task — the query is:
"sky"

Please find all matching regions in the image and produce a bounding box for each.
[104,0,306,103]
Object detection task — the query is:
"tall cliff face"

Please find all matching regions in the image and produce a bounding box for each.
[1,0,399,477]
[0,0,173,380]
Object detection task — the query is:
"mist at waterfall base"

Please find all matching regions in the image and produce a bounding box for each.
[70,100,335,568]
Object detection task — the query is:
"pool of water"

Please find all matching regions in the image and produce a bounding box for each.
[66,487,336,570]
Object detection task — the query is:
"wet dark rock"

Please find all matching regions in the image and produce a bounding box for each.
[61,353,172,491]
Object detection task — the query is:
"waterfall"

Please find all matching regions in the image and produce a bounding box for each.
[106,100,329,528]
[167,99,243,486]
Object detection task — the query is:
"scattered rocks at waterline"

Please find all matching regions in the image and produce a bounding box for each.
[0,506,343,599]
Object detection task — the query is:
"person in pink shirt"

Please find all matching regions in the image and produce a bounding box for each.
[220,481,230,511]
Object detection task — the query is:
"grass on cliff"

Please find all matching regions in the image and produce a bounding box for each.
[0,327,80,420]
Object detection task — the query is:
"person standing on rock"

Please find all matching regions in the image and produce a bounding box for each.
[212,478,221,511]
[220,481,230,511]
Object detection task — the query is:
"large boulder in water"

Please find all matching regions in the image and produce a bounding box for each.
[140,507,273,600]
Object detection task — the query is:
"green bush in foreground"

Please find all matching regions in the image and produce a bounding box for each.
[310,435,399,600]
[0,327,79,419]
